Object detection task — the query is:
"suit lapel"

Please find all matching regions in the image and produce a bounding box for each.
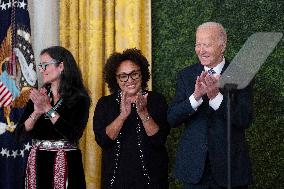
[221,60,230,74]
[220,60,230,93]
[196,63,204,74]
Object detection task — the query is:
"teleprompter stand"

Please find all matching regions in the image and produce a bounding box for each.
[219,32,283,189]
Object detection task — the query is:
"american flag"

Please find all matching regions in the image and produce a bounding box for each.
[0,0,36,188]
[0,81,13,107]
[0,0,37,108]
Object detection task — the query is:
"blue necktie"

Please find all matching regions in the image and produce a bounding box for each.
[208,68,216,75]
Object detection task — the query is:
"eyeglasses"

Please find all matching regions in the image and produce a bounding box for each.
[38,60,60,71]
[116,70,141,82]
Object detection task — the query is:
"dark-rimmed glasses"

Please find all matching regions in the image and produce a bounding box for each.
[116,70,141,82]
[38,60,60,71]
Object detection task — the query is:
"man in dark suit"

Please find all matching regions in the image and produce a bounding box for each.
[168,22,253,189]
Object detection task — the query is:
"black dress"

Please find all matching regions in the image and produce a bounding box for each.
[16,95,90,189]
[93,91,170,189]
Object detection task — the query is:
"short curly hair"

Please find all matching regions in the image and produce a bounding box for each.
[104,48,150,93]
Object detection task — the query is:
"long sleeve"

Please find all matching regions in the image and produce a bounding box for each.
[146,92,170,147]
[93,96,118,148]
[15,100,34,142]
[53,95,90,142]
[93,92,171,148]
[167,70,197,128]
[15,95,90,143]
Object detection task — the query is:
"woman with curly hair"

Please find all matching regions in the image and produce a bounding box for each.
[93,48,170,189]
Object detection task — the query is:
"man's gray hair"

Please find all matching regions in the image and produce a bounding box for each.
[197,22,227,45]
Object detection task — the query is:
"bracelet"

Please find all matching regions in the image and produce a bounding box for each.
[29,114,36,121]
[45,109,57,119]
[141,115,151,123]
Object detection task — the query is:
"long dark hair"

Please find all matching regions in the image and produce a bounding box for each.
[40,46,90,106]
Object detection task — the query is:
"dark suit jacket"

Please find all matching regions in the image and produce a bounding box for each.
[167,61,253,187]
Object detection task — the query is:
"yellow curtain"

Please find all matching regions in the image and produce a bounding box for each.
[59,1,151,188]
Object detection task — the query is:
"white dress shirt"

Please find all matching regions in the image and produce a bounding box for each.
[189,58,225,111]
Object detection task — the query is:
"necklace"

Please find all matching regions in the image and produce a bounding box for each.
[44,98,63,119]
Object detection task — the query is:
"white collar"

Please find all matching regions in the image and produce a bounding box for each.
[204,57,225,75]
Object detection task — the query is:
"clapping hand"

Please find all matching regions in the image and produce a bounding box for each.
[136,91,148,116]
[193,71,207,100]
[30,88,51,114]
[194,71,220,100]
[119,91,132,120]
[203,72,220,99]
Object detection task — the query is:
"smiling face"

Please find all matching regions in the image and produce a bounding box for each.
[39,53,64,85]
[116,60,142,97]
[195,26,226,68]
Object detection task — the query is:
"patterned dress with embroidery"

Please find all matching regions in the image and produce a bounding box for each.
[93,91,170,189]
[16,95,90,189]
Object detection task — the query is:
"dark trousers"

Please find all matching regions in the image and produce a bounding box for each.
[183,155,248,189]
